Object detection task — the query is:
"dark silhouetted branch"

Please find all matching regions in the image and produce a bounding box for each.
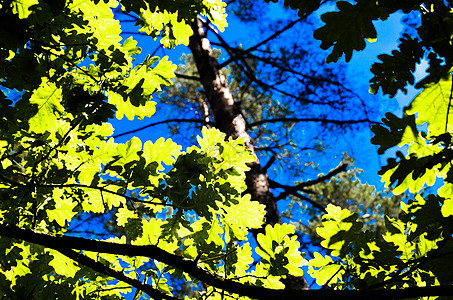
[366,227,453,291]
[2,224,453,300]
[269,179,324,211]
[219,47,368,110]
[295,162,348,189]
[175,72,201,81]
[287,191,326,212]
[250,118,373,128]
[205,26,332,106]
[57,248,177,300]
[112,118,214,139]
[121,31,148,36]
[272,162,348,201]
[0,174,173,208]
[262,156,276,172]
[219,17,306,68]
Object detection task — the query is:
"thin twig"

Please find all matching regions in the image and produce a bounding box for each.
[219,18,306,67]
[112,118,214,139]
[250,117,375,128]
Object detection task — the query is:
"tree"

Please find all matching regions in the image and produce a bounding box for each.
[113,0,388,291]
[2,1,453,300]
[116,0,386,247]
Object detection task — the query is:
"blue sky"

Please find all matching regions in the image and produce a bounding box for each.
[112,4,419,189]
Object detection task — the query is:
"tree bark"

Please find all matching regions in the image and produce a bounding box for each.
[188,17,308,290]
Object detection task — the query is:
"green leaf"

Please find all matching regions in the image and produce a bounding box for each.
[81,189,106,213]
[222,194,265,240]
[48,249,79,277]
[122,36,141,55]
[11,0,39,19]
[308,252,343,286]
[116,206,138,227]
[137,7,193,47]
[316,205,362,255]
[441,199,453,218]
[74,137,117,185]
[405,75,453,137]
[205,218,224,247]
[400,194,445,241]
[28,81,64,134]
[111,136,142,170]
[197,126,225,156]
[47,190,78,227]
[256,224,306,276]
[202,0,228,31]
[109,56,175,120]
[150,56,177,86]
[439,184,453,217]
[369,34,424,97]
[231,243,253,276]
[142,137,181,171]
[124,216,144,240]
[68,0,122,51]
[133,218,164,246]
[370,112,418,155]
[108,90,156,120]
[378,151,438,195]
[313,0,381,63]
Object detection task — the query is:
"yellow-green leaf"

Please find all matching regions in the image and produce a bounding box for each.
[406,75,453,137]
[28,81,64,134]
[116,206,138,227]
[48,250,80,277]
[47,191,78,227]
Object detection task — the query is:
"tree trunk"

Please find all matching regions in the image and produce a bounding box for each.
[188,17,308,290]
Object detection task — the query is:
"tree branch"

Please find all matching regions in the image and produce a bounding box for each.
[175,72,201,81]
[262,156,276,172]
[205,28,332,106]
[219,46,369,112]
[250,118,374,128]
[0,174,173,208]
[287,191,326,212]
[272,162,348,201]
[2,224,453,299]
[295,162,348,189]
[112,118,214,139]
[57,248,177,300]
[365,228,453,291]
[208,29,373,115]
[219,17,306,67]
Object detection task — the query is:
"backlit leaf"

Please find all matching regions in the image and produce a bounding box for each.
[48,250,79,277]
[47,190,78,227]
[406,75,453,137]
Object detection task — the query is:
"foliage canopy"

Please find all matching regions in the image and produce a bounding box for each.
[2,0,453,299]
